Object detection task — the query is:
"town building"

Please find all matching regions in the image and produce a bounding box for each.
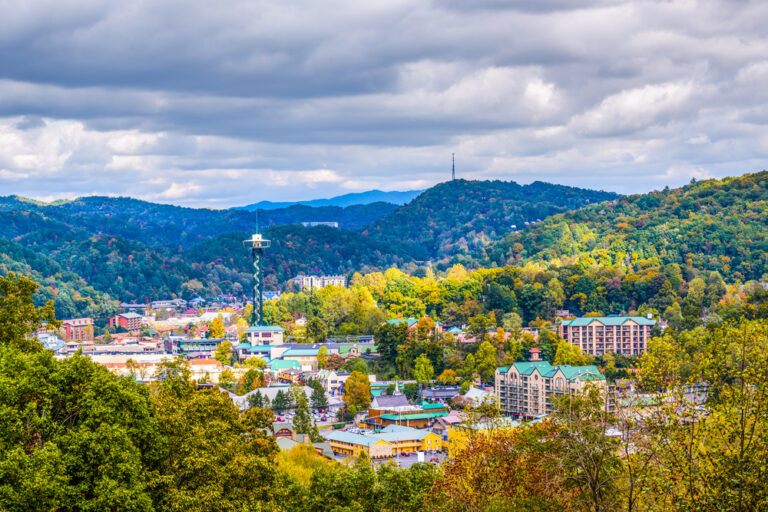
[109,312,143,331]
[62,318,94,342]
[325,425,443,459]
[245,325,285,345]
[364,395,450,429]
[293,274,347,290]
[558,316,657,356]
[495,355,607,419]
[316,369,351,394]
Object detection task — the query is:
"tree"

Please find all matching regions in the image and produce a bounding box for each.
[437,368,458,385]
[310,384,329,410]
[343,357,368,374]
[214,339,233,366]
[375,322,407,365]
[325,353,345,370]
[413,354,434,385]
[272,390,292,414]
[548,384,621,512]
[103,329,113,343]
[553,338,590,366]
[292,386,322,442]
[248,390,268,409]
[343,371,371,411]
[307,317,328,344]
[474,341,498,383]
[0,272,58,352]
[209,315,226,338]
[219,367,235,387]
[403,383,420,401]
[317,345,329,370]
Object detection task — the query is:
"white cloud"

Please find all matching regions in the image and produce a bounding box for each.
[0,0,767,205]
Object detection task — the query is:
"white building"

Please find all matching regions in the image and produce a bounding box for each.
[293,274,347,290]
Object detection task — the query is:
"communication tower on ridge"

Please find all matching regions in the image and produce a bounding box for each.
[452,153,455,181]
[243,232,270,326]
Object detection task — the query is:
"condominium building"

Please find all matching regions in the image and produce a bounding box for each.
[558,316,656,356]
[293,274,347,290]
[495,350,607,418]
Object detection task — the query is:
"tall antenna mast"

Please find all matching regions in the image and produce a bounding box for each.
[452,153,455,181]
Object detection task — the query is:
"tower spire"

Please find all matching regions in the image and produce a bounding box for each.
[452,153,455,181]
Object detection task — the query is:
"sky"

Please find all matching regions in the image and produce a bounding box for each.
[1,0,767,208]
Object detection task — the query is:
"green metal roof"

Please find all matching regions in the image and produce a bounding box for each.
[420,402,448,410]
[559,316,656,327]
[387,318,419,328]
[498,362,606,381]
[269,360,301,370]
[245,326,286,332]
[379,411,448,421]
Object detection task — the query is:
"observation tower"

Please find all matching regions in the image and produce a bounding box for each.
[243,233,271,326]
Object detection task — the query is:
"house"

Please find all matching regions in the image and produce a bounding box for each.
[109,312,143,331]
[421,386,461,402]
[558,316,657,356]
[62,318,94,342]
[316,370,351,394]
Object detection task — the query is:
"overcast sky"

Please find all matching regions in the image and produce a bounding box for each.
[1,0,767,207]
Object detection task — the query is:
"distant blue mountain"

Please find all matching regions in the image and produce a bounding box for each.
[235,189,423,211]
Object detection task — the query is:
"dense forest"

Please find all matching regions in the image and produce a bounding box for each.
[487,171,768,282]
[0,179,613,319]
[365,180,619,260]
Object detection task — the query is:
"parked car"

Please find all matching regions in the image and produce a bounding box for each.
[401,452,410,457]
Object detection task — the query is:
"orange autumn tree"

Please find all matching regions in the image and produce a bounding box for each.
[428,421,577,512]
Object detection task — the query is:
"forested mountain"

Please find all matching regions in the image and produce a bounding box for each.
[487,171,768,281]
[237,188,422,210]
[0,178,619,319]
[364,180,620,260]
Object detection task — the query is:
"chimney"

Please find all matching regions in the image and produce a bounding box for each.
[529,348,541,362]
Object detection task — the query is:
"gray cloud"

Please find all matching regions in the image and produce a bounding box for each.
[0,0,767,206]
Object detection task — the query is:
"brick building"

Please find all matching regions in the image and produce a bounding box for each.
[109,312,143,331]
[62,318,94,342]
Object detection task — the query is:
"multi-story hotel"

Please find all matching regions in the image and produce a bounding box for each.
[62,318,94,342]
[558,316,656,356]
[495,349,608,418]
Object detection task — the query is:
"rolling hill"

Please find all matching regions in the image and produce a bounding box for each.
[0,178,624,319]
[487,171,768,281]
[364,180,620,261]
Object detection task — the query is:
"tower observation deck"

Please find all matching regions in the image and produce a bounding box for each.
[243,233,271,326]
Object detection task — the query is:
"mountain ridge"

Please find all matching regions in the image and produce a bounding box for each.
[236,188,423,210]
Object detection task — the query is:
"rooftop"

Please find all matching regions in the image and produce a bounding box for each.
[559,316,656,327]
